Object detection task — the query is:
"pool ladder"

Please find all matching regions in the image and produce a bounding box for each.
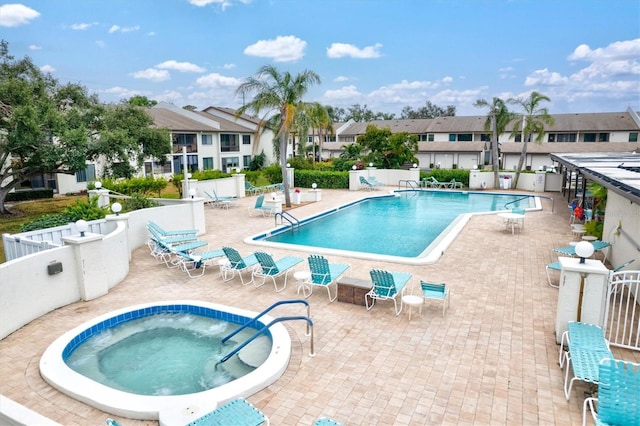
[275,211,300,231]
[217,299,314,365]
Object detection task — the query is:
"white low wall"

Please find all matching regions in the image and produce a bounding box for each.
[0,199,206,340]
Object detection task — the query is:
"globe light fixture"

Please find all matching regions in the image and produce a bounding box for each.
[574,241,595,264]
[186,173,192,180]
[413,163,418,169]
[94,181,102,189]
[312,183,317,190]
[286,163,291,168]
[189,188,197,199]
[76,220,89,237]
[369,162,373,167]
[352,165,357,170]
[111,202,122,216]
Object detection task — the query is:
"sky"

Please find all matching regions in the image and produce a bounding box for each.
[1,0,639,117]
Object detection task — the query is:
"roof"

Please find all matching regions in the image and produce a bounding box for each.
[500,142,639,154]
[195,111,253,133]
[550,152,640,205]
[149,103,220,132]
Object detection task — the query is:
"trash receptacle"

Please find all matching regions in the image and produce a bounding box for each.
[503,176,511,189]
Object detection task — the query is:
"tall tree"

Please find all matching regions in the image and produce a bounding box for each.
[305,102,331,161]
[0,40,170,214]
[356,125,418,169]
[474,97,514,188]
[325,105,346,122]
[235,65,320,207]
[509,91,555,187]
[401,101,456,119]
[127,95,157,107]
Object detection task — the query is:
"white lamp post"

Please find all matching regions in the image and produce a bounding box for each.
[111,202,122,216]
[75,220,89,237]
[575,241,595,264]
[312,183,317,190]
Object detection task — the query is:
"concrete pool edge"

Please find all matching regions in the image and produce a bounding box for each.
[39,300,291,425]
[246,191,542,265]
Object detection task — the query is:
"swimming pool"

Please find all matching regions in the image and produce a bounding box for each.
[247,190,539,265]
[39,301,291,424]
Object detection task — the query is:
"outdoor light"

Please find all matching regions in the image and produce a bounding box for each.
[369,162,373,167]
[111,202,122,216]
[271,192,276,200]
[352,165,357,170]
[94,181,102,189]
[189,188,197,199]
[286,163,291,168]
[76,220,89,237]
[413,163,418,169]
[186,173,192,180]
[312,183,317,190]
[575,241,595,264]
[235,167,241,173]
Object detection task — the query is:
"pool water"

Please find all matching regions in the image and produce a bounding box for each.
[258,191,534,259]
[65,312,268,396]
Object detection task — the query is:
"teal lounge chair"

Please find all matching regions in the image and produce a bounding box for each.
[222,246,259,285]
[252,251,303,292]
[249,194,276,217]
[583,359,640,426]
[187,398,269,426]
[245,181,263,195]
[307,254,350,302]
[366,269,412,315]
[205,190,238,209]
[359,176,384,190]
[175,248,225,278]
[314,417,344,426]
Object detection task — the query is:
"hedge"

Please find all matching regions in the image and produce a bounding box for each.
[6,189,54,202]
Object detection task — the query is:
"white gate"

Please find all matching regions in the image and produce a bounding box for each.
[603,270,640,351]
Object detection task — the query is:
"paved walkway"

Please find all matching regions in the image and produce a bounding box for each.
[0,189,637,426]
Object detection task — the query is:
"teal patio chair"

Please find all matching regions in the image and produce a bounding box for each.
[582,358,640,426]
[187,397,269,426]
[420,280,450,317]
[175,248,225,278]
[307,254,350,302]
[205,189,238,209]
[252,251,304,292]
[359,175,384,190]
[245,181,263,195]
[366,269,412,315]
[222,246,259,285]
[314,417,344,426]
[249,194,276,217]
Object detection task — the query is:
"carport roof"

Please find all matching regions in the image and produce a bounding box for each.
[550,152,640,205]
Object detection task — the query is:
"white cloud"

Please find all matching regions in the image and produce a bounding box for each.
[243,35,306,62]
[223,63,236,69]
[327,42,383,59]
[101,86,149,101]
[188,0,251,10]
[96,40,106,48]
[322,85,363,101]
[28,44,42,50]
[71,22,96,30]
[109,24,139,34]
[569,38,640,62]
[442,76,453,84]
[333,76,349,82]
[195,72,243,88]
[130,68,170,82]
[40,64,55,73]
[0,4,39,27]
[525,68,568,86]
[156,60,205,73]
[154,90,184,104]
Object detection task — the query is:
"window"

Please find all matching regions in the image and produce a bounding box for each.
[307,136,313,143]
[201,134,212,145]
[75,164,95,183]
[243,155,251,167]
[172,154,199,174]
[584,133,596,142]
[514,133,530,143]
[172,133,197,153]
[598,133,609,142]
[548,133,576,142]
[630,132,638,142]
[342,136,355,142]
[203,157,214,170]
[221,134,239,152]
[221,157,239,173]
[481,134,491,142]
[325,135,336,142]
[418,134,433,142]
[449,133,472,142]
[144,161,171,175]
[242,134,251,145]
[583,133,607,142]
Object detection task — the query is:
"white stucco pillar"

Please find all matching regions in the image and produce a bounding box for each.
[61,232,107,301]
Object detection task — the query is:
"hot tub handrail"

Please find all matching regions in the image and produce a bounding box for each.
[219,316,315,364]
[221,299,310,344]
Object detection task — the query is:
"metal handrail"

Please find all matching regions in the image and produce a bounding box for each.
[221,299,310,344]
[503,194,555,212]
[398,179,420,190]
[275,211,300,230]
[218,316,315,364]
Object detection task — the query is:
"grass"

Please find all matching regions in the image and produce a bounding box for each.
[0,195,86,263]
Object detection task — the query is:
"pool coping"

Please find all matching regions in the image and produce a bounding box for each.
[246,190,542,265]
[39,300,291,425]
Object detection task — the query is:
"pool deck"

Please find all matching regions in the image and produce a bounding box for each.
[1,188,638,426]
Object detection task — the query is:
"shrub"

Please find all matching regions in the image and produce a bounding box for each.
[6,189,54,202]
[20,196,107,231]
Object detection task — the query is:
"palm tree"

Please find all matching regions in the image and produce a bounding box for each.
[509,91,555,188]
[474,97,514,188]
[306,102,331,162]
[236,65,320,207]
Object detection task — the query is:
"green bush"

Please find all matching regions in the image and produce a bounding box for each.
[20,196,107,231]
[98,177,168,197]
[421,169,470,186]
[6,189,54,202]
[122,193,160,212]
[293,170,349,189]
